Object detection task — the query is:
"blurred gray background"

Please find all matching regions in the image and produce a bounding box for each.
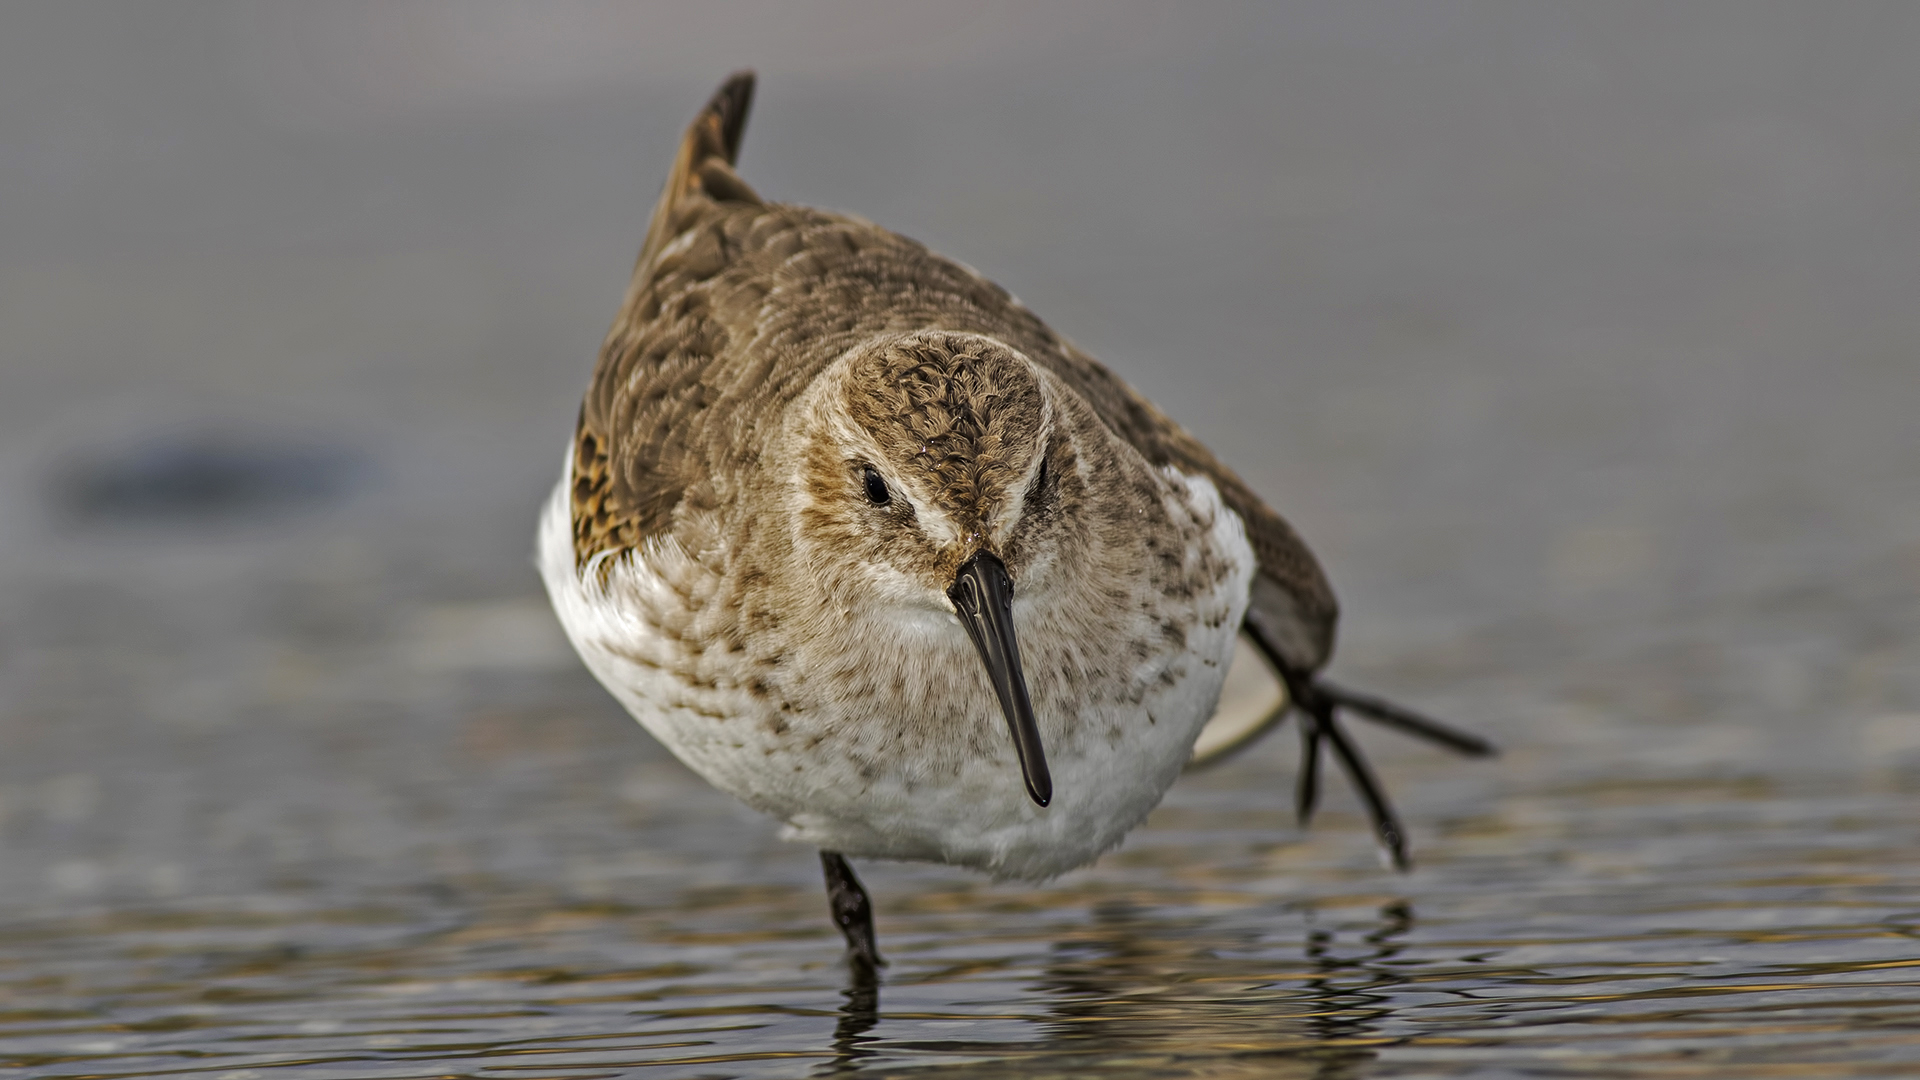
[2,2,1917,914]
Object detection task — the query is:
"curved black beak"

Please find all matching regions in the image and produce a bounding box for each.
[947,551,1052,807]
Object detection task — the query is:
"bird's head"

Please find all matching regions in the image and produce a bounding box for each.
[787,330,1077,806]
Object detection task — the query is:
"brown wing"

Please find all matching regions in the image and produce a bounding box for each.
[1028,343,1339,672]
[571,72,762,570]
[574,71,1337,671]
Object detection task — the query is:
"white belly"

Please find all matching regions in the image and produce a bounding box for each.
[536,463,1255,881]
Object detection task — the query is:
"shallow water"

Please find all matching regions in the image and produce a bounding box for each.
[4,556,1917,1078]
[4,4,1920,1077]
[7,770,1920,1079]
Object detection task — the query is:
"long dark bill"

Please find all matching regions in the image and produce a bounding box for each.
[947,551,1053,807]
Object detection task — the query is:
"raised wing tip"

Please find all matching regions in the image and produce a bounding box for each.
[634,71,761,275]
[709,70,756,165]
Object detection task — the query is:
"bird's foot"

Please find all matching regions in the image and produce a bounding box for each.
[1245,628,1496,871]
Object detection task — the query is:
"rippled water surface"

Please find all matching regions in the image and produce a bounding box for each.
[7,772,1920,1079]
[4,4,1920,1077]
[6,560,1918,1077]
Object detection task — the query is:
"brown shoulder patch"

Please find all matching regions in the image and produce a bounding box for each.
[571,410,643,574]
[569,74,767,578]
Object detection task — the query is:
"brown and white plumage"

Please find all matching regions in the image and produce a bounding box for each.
[570,74,1334,665]
[540,73,1489,961]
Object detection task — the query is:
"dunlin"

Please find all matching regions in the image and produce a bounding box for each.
[539,73,1492,970]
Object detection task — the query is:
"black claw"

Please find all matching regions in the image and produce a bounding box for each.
[1316,679,1497,758]
[821,851,885,972]
[1319,711,1411,871]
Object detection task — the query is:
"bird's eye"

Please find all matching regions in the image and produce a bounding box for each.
[1025,455,1050,503]
[861,465,891,506]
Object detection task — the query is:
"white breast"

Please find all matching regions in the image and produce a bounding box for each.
[536,457,1256,881]
[536,465,777,798]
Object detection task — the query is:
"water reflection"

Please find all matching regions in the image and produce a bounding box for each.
[822,969,882,1074]
[1299,901,1413,1050]
[800,899,1436,1077]
[1027,899,1405,1078]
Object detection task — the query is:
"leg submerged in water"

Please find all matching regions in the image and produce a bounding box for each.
[820,851,884,972]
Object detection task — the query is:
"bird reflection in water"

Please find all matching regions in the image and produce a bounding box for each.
[818,899,1417,1077]
[824,968,883,1073]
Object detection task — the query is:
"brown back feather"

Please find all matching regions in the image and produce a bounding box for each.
[572,73,1338,669]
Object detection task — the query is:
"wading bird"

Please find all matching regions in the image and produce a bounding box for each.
[538,73,1492,973]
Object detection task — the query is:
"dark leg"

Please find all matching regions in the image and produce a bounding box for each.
[820,851,884,972]
[1320,712,1410,870]
[1295,694,1323,825]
